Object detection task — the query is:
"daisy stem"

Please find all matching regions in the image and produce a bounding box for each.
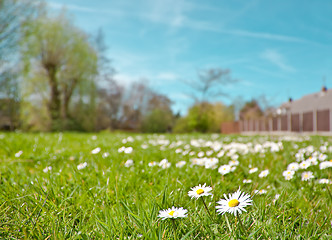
[237,214,247,235]
[201,197,213,221]
[171,219,178,240]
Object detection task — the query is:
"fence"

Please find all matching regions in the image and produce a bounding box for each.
[221,108,331,134]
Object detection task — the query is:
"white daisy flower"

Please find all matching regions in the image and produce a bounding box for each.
[175,148,183,153]
[188,183,213,199]
[148,161,157,167]
[158,207,187,220]
[102,152,109,158]
[318,179,331,184]
[248,167,258,174]
[228,159,239,166]
[15,150,23,158]
[243,179,252,184]
[218,165,231,175]
[176,161,186,168]
[124,147,133,154]
[159,159,171,169]
[205,158,218,169]
[282,170,295,180]
[206,150,214,156]
[77,162,87,170]
[141,144,148,149]
[319,161,332,170]
[91,147,101,154]
[299,160,311,169]
[118,146,125,153]
[301,171,314,181]
[43,166,52,173]
[254,189,267,195]
[287,162,299,171]
[273,194,281,204]
[258,169,269,178]
[124,159,134,167]
[216,189,252,216]
[318,153,327,161]
[217,150,225,158]
[197,151,205,158]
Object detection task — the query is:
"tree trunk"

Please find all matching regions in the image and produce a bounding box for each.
[62,78,77,129]
[45,63,61,130]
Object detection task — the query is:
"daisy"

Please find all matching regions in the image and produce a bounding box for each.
[243,179,252,184]
[229,159,239,166]
[148,161,157,167]
[318,153,327,161]
[15,150,23,158]
[258,169,269,178]
[159,159,171,169]
[188,183,213,199]
[197,151,205,158]
[205,158,218,169]
[176,161,186,168]
[254,189,267,195]
[318,179,331,184]
[216,188,252,216]
[118,146,125,153]
[301,171,314,181]
[287,162,299,171]
[248,167,258,174]
[158,207,187,220]
[124,147,133,154]
[319,161,332,170]
[91,147,101,154]
[124,159,134,167]
[218,165,231,175]
[141,144,148,149]
[299,160,311,169]
[282,170,295,180]
[77,162,87,170]
[43,166,52,173]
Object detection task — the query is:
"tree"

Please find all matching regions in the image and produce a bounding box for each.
[185,68,237,103]
[21,11,98,131]
[96,79,124,130]
[0,0,38,130]
[239,99,263,120]
[174,101,234,133]
[141,92,174,133]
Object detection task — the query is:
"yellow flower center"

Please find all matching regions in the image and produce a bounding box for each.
[196,189,204,195]
[304,174,308,178]
[228,199,240,207]
[169,210,175,216]
[329,159,332,162]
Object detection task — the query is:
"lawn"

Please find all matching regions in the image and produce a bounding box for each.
[0,132,331,239]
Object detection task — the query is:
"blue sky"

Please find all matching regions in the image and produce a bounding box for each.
[46,0,332,115]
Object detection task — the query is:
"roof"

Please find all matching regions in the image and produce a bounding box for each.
[279,87,332,113]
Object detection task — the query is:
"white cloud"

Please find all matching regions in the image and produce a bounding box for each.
[260,49,296,72]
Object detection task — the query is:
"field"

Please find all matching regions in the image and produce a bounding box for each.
[0,132,332,239]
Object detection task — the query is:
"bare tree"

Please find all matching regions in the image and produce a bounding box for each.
[184,68,237,103]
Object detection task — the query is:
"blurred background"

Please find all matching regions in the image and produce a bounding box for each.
[0,0,331,133]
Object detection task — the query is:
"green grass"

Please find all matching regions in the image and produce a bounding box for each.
[0,132,331,239]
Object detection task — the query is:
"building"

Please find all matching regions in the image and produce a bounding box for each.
[221,86,332,134]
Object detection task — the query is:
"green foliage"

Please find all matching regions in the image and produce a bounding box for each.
[20,10,98,131]
[174,102,234,133]
[0,133,331,239]
[141,109,173,133]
